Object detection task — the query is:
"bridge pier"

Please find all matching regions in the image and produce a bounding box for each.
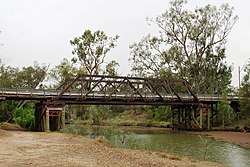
[199,109,203,129]
[45,109,50,132]
[171,104,216,131]
[35,101,65,132]
[207,108,211,131]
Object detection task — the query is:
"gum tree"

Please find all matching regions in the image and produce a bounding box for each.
[70,30,119,75]
[49,58,79,87]
[103,60,119,76]
[130,0,238,94]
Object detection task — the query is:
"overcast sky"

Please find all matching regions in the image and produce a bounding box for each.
[0,0,250,87]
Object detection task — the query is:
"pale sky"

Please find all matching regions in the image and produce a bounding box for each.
[0,0,250,87]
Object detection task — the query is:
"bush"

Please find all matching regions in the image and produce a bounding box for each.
[60,119,89,135]
[0,100,18,122]
[12,108,35,130]
[103,126,141,149]
[146,106,171,122]
[216,102,235,127]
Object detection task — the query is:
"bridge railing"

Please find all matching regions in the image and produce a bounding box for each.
[196,94,240,101]
[0,88,60,97]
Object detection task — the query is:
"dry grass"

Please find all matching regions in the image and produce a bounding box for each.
[0,122,23,131]
[157,152,181,161]
[94,137,113,147]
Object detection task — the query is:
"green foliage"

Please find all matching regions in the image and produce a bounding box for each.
[103,126,141,149]
[0,100,18,122]
[199,135,215,160]
[60,119,89,135]
[89,106,115,125]
[0,61,19,87]
[103,60,119,76]
[217,102,235,127]
[147,106,172,122]
[72,105,114,125]
[61,124,151,150]
[0,60,48,88]
[16,61,48,89]
[0,60,48,123]
[239,63,250,119]
[49,58,80,87]
[70,30,119,75]
[12,106,35,130]
[130,0,237,94]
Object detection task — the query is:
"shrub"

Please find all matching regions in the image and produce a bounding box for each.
[60,119,89,135]
[12,108,35,130]
[146,106,172,122]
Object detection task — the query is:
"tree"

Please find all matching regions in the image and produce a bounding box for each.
[0,60,19,88]
[0,60,48,122]
[239,63,250,118]
[16,61,49,89]
[70,30,119,75]
[130,0,238,94]
[240,63,250,96]
[50,58,80,87]
[0,60,48,89]
[103,60,119,76]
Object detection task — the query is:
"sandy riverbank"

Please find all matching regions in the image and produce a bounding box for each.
[0,129,225,167]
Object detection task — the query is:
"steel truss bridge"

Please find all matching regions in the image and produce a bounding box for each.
[0,74,240,131]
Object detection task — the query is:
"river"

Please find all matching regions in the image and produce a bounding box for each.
[131,130,250,167]
[68,125,250,167]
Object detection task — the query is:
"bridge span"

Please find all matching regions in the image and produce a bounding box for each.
[0,88,240,105]
[0,74,241,131]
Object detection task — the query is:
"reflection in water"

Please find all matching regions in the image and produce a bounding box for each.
[133,131,250,167]
[226,144,246,167]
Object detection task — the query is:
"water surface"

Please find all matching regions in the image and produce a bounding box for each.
[132,130,250,167]
[79,126,250,167]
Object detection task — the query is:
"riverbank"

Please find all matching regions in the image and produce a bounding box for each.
[188,131,250,149]
[63,121,250,150]
[0,129,225,167]
[120,126,250,149]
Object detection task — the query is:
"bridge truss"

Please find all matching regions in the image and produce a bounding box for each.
[54,74,215,131]
[55,74,200,106]
[0,74,240,131]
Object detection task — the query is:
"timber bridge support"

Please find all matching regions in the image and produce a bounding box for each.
[0,74,240,131]
[35,101,65,132]
[171,103,218,131]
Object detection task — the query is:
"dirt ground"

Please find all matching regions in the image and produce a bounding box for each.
[0,129,226,167]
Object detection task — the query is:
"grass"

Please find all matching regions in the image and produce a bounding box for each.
[0,122,23,131]
[157,152,181,161]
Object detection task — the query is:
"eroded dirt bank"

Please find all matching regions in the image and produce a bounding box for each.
[0,130,226,167]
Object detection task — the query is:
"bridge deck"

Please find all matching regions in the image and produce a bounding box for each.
[0,88,240,105]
